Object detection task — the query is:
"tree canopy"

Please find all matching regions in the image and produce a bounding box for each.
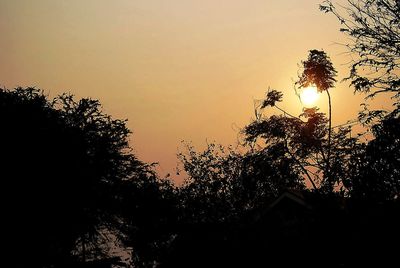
[296,49,337,92]
[0,87,156,267]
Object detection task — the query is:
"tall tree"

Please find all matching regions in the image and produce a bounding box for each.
[296,49,337,191]
[244,88,358,193]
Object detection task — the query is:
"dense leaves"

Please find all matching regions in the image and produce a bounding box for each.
[348,108,400,201]
[177,142,304,224]
[296,49,337,92]
[261,89,284,108]
[0,87,158,267]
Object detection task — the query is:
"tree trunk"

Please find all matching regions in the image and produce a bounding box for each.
[326,89,332,191]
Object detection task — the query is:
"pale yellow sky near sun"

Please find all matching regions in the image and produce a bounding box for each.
[0,0,388,182]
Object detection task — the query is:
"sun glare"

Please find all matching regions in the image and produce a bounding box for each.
[300,86,319,107]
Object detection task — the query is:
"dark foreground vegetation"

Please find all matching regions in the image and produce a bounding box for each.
[2,1,400,267]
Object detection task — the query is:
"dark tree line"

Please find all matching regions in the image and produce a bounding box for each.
[2,1,400,267]
[0,88,174,267]
[1,73,399,268]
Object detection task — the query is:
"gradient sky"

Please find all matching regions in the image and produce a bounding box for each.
[0,0,388,183]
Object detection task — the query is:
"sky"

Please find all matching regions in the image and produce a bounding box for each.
[0,0,388,183]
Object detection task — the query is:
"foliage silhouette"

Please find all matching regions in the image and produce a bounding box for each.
[296,49,337,191]
[117,173,179,268]
[168,102,400,268]
[165,44,400,266]
[167,41,400,265]
[320,0,400,199]
[347,110,400,201]
[296,49,337,92]
[244,83,357,194]
[0,87,158,267]
[321,0,400,101]
[163,142,306,267]
[177,142,304,224]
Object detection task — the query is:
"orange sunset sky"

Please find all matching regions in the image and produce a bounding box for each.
[0,0,390,183]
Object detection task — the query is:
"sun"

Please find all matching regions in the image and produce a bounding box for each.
[300,86,319,107]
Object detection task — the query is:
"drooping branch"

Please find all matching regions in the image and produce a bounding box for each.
[321,0,400,101]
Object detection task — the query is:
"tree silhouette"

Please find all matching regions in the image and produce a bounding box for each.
[320,0,400,101]
[320,0,400,198]
[243,49,354,193]
[0,87,154,267]
[163,43,400,266]
[244,89,358,193]
[177,142,304,224]
[347,110,400,201]
[296,49,338,191]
